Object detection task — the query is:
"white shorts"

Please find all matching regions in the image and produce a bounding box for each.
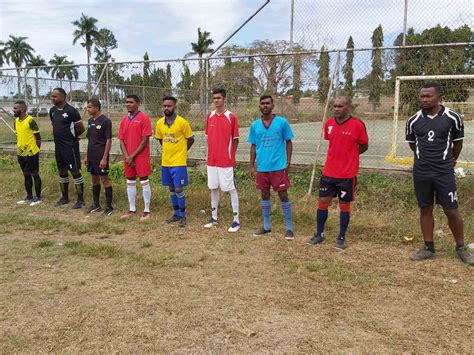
[207,166,236,192]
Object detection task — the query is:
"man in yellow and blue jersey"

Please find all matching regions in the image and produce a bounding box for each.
[155,96,194,227]
[13,100,42,206]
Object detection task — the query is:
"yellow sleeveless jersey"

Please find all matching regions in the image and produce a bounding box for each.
[16,115,40,156]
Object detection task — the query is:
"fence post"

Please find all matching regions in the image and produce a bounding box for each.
[390,77,401,158]
[106,62,110,119]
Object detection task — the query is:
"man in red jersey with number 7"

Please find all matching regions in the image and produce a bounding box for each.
[307,96,368,250]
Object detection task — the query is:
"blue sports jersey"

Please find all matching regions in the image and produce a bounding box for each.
[247,115,294,172]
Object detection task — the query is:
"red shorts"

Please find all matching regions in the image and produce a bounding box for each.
[256,170,291,191]
[124,157,151,179]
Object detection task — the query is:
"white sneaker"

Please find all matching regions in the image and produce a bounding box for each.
[204,218,218,228]
[228,221,240,233]
[29,197,42,206]
[17,196,33,205]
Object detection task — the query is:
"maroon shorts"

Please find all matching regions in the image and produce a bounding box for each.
[256,170,291,191]
[124,157,151,179]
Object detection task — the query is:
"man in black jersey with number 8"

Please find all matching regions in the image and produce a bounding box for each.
[406,82,473,265]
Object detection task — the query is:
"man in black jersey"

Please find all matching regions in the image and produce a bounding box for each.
[84,99,113,216]
[50,87,85,208]
[406,82,473,265]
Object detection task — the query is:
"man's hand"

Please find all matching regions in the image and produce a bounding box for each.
[125,156,135,167]
[285,162,291,174]
[83,158,88,167]
[250,165,256,180]
[99,158,107,170]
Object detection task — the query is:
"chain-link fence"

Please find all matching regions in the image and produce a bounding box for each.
[1,42,473,170]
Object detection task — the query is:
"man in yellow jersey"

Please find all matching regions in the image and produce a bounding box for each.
[13,101,42,206]
[155,96,194,227]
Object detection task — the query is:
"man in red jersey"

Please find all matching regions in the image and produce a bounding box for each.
[307,96,368,249]
[118,95,153,221]
[203,87,241,232]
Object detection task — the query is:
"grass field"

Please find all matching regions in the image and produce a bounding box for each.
[0,155,473,352]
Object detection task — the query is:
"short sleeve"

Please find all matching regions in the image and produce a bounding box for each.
[184,119,193,139]
[282,119,294,141]
[117,118,125,140]
[247,122,256,144]
[232,113,239,139]
[405,119,415,143]
[451,112,464,141]
[29,119,39,133]
[104,118,112,139]
[205,112,210,136]
[357,121,369,145]
[154,120,162,139]
[323,120,330,141]
[71,108,82,123]
[141,114,153,137]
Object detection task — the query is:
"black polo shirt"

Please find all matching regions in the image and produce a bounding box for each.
[86,115,112,161]
[406,106,464,177]
[50,103,82,148]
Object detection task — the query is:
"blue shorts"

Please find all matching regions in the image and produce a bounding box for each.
[161,166,188,188]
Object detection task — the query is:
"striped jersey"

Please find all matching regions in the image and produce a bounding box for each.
[405,106,464,176]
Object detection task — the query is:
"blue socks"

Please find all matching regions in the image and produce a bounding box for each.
[169,190,180,217]
[338,211,350,241]
[281,201,293,231]
[261,199,271,230]
[176,190,186,218]
[316,209,328,236]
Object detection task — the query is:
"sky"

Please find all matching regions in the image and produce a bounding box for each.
[0,0,470,68]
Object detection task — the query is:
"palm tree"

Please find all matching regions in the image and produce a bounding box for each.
[4,35,35,98]
[27,55,50,105]
[65,63,79,100]
[72,13,99,98]
[185,28,214,113]
[49,54,70,87]
[0,41,7,67]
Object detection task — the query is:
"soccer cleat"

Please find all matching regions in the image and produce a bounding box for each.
[228,221,240,233]
[410,246,436,261]
[29,197,42,206]
[140,212,150,221]
[456,246,474,266]
[285,230,295,241]
[167,215,181,224]
[102,207,114,216]
[179,217,187,227]
[253,227,271,237]
[17,196,34,205]
[55,197,70,206]
[335,239,347,250]
[86,203,101,214]
[120,210,136,219]
[204,218,218,228]
[72,200,84,209]
[307,233,325,245]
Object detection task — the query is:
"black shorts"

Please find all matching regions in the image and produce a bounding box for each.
[319,175,356,202]
[87,161,109,176]
[414,173,458,209]
[55,144,81,172]
[17,154,39,175]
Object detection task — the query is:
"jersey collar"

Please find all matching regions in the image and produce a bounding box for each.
[164,114,177,127]
[127,111,141,121]
[422,105,445,119]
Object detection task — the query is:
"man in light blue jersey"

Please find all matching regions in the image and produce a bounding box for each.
[248,95,294,240]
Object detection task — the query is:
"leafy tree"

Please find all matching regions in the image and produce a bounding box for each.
[185,28,214,113]
[4,35,35,98]
[49,54,75,88]
[165,63,172,89]
[27,55,50,105]
[369,25,384,109]
[391,24,472,111]
[93,28,118,82]
[143,52,150,86]
[0,40,6,67]
[343,36,354,98]
[317,46,330,103]
[72,13,100,97]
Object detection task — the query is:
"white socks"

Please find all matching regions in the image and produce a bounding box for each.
[229,189,240,223]
[211,189,219,220]
[140,179,151,213]
[127,179,137,212]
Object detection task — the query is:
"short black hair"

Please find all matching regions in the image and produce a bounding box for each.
[421,82,443,95]
[162,95,177,103]
[14,100,27,108]
[126,94,140,103]
[259,95,273,103]
[53,87,67,98]
[87,98,101,109]
[212,87,226,97]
